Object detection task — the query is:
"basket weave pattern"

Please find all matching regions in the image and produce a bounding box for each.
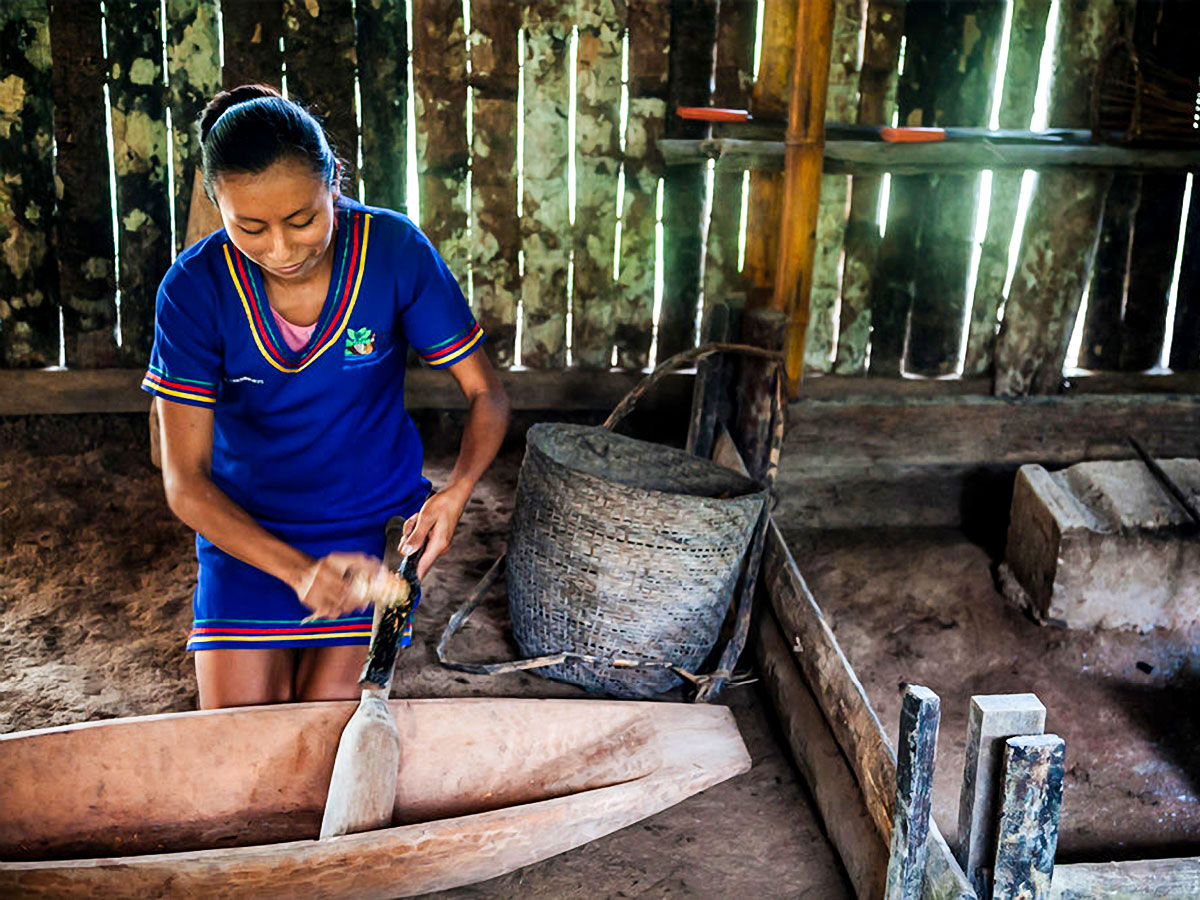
[506,424,767,698]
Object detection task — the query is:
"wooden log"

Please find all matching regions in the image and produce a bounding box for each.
[956,694,1047,898]
[686,302,731,460]
[166,0,221,255]
[1171,183,1200,371]
[0,0,58,368]
[356,0,408,212]
[467,0,518,367]
[833,0,904,376]
[658,0,718,362]
[520,0,572,368]
[49,0,117,368]
[106,0,172,365]
[962,0,1053,377]
[991,734,1066,900]
[905,2,1005,377]
[994,0,1122,396]
[701,0,755,332]
[571,0,625,369]
[1080,173,1139,370]
[734,308,786,483]
[754,605,889,900]
[885,685,941,900]
[220,0,282,89]
[1050,857,1200,900]
[804,0,862,375]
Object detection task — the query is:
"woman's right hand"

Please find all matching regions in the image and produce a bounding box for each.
[291,552,398,621]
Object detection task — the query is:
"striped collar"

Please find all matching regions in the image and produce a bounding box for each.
[223,208,371,374]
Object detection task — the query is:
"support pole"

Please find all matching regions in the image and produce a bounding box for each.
[771,0,836,392]
[885,685,941,900]
[992,734,1066,900]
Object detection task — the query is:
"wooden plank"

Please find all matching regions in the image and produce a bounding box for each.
[658,0,718,362]
[1081,173,1138,370]
[613,0,668,369]
[468,0,519,367]
[520,0,572,368]
[106,0,172,365]
[49,0,117,368]
[991,734,1066,900]
[963,0,1052,377]
[220,0,283,89]
[754,605,889,900]
[0,0,58,368]
[956,694,1047,898]
[166,0,221,255]
[833,0,904,376]
[993,0,1122,396]
[1050,857,1200,900]
[571,0,625,369]
[885,686,941,900]
[1171,182,1200,371]
[356,0,408,212]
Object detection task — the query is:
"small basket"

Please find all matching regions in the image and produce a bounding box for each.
[437,343,783,700]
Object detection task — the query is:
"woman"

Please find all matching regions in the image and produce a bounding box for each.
[144,84,509,710]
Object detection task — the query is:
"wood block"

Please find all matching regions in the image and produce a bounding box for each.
[992,734,1066,900]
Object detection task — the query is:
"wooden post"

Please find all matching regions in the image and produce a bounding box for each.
[686,302,731,460]
[735,307,786,483]
[50,0,118,368]
[220,0,283,89]
[991,734,1066,900]
[884,685,941,900]
[771,0,835,391]
[955,693,1047,897]
[357,0,409,212]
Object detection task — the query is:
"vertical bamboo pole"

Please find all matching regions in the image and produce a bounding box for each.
[962,0,1051,376]
[220,0,283,89]
[520,0,573,368]
[106,0,172,364]
[166,0,221,254]
[470,0,520,366]
[356,0,408,212]
[771,0,836,389]
[613,0,668,369]
[805,0,864,374]
[50,0,118,368]
[571,0,625,369]
[412,0,470,287]
[833,0,904,375]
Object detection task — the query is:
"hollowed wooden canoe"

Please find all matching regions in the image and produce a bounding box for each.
[0,698,750,898]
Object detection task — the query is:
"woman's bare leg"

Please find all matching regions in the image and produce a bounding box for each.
[195,648,296,709]
[294,644,370,701]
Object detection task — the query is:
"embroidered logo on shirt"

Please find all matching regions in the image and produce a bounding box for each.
[345,327,376,358]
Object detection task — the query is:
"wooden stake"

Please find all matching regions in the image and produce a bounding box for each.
[991,734,1066,900]
[884,685,941,900]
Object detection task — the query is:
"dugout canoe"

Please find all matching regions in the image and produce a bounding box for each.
[0,697,750,898]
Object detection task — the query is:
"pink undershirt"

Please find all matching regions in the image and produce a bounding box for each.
[270,306,317,351]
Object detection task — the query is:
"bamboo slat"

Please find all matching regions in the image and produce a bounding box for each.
[49,0,117,368]
[962,0,1051,376]
[106,0,172,364]
[805,0,863,374]
[994,0,1122,396]
[833,0,904,375]
[1170,183,1200,371]
[412,0,470,293]
[1080,173,1138,369]
[658,0,718,362]
[904,1,1006,377]
[613,0,667,369]
[571,0,625,369]
[701,0,755,326]
[356,0,408,213]
[166,0,220,255]
[0,0,57,368]
[282,0,358,190]
[220,0,283,89]
[520,0,572,368]
[469,0,520,366]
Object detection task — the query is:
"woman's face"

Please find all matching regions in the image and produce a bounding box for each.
[213,157,338,281]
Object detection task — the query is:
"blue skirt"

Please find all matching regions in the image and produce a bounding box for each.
[187,498,426,652]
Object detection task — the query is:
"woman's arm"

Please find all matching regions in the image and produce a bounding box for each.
[400,350,511,579]
[157,399,385,618]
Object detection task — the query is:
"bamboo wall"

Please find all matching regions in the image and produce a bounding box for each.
[1,0,1198,393]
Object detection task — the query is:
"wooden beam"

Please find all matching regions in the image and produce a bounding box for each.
[992,735,1066,900]
[1050,857,1200,899]
[885,686,941,900]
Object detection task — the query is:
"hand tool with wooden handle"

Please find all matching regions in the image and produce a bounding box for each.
[319,517,420,839]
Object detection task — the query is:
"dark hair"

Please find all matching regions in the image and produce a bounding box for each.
[198,84,342,201]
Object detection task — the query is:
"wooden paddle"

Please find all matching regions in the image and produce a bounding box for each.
[319,517,420,839]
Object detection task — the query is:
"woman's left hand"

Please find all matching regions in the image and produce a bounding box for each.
[399,484,470,580]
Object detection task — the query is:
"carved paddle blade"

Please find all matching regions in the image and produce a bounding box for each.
[319,693,401,838]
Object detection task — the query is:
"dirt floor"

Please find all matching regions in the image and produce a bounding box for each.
[0,414,850,898]
[784,524,1200,864]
